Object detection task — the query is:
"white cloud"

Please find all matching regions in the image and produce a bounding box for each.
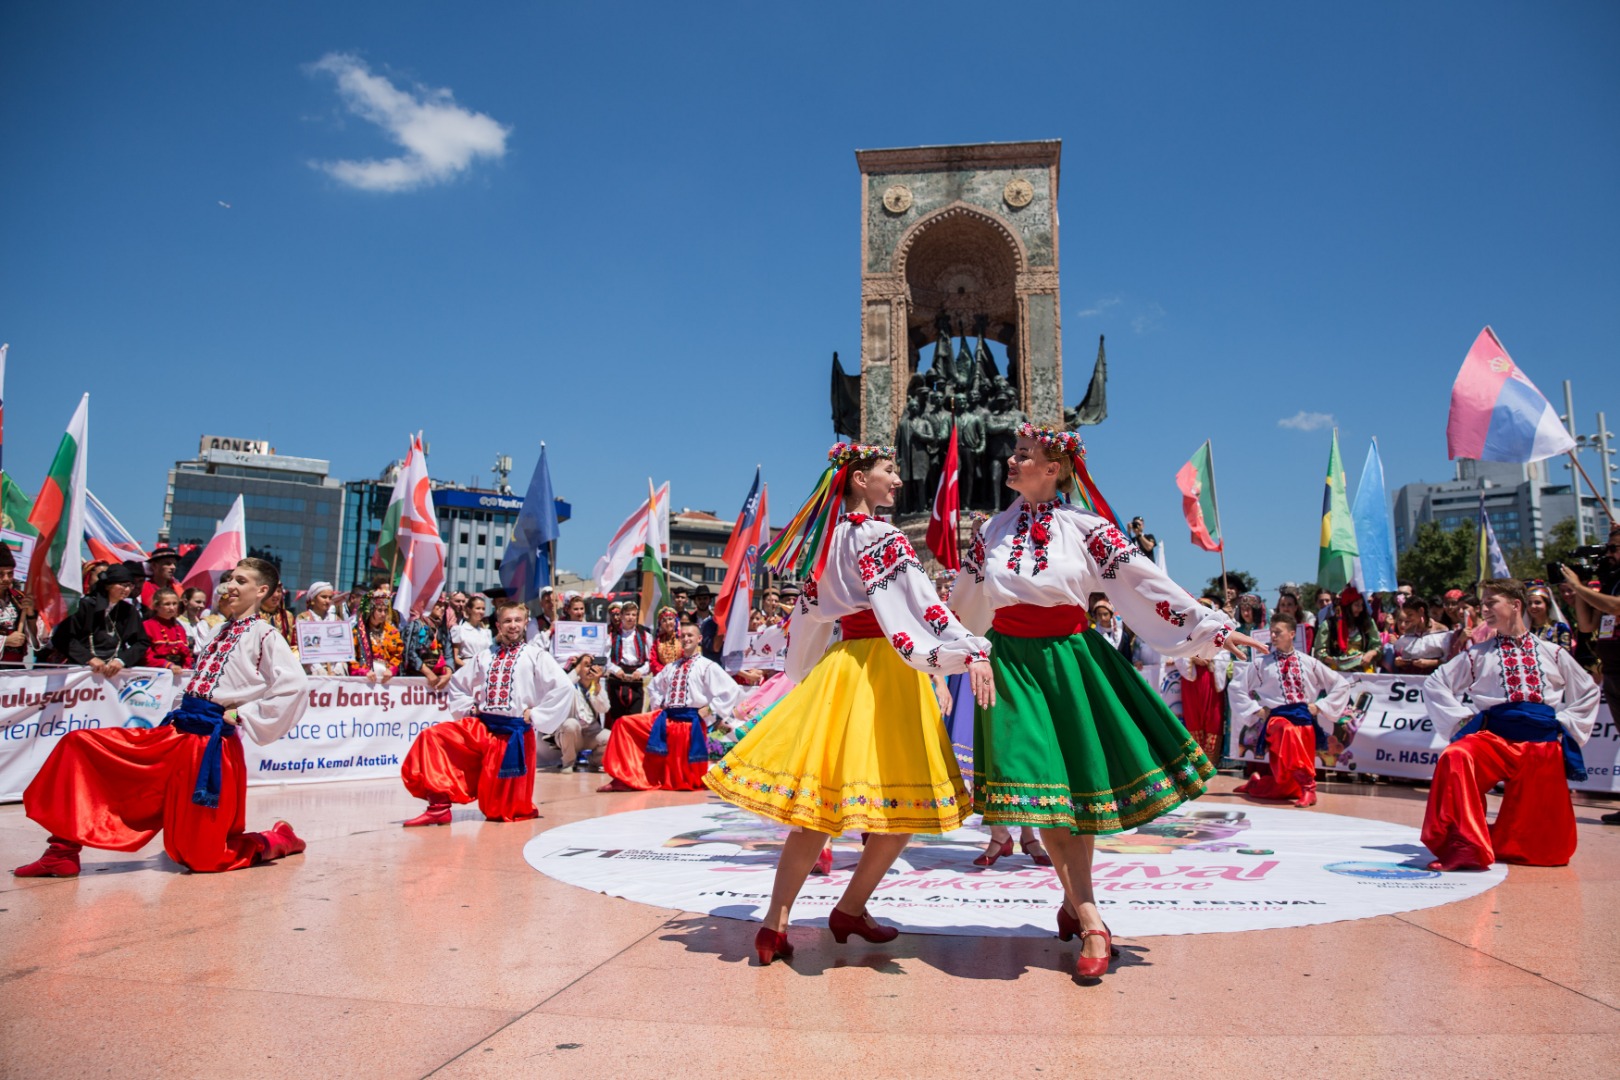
[1076,295,1122,318]
[1278,410,1336,432]
[307,53,510,193]
[1131,302,1166,334]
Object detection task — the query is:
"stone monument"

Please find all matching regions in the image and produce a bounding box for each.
[846,141,1066,516]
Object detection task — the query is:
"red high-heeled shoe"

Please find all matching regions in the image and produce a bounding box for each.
[973,838,1014,867]
[1021,838,1054,867]
[810,844,835,876]
[754,927,794,965]
[828,907,899,944]
[1075,926,1114,978]
[1057,904,1080,941]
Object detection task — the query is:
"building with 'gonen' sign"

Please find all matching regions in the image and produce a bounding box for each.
[161,439,344,594]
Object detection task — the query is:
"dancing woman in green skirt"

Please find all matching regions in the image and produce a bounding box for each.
[951,424,1266,978]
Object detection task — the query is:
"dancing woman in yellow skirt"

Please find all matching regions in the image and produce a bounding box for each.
[705,443,996,965]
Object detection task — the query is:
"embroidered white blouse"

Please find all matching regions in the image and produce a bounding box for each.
[1424,634,1600,743]
[649,654,747,718]
[951,499,1233,658]
[1232,649,1352,730]
[785,515,991,683]
[183,616,309,745]
[447,638,574,733]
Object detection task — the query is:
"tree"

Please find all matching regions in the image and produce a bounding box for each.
[1505,517,1580,582]
[1203,569,1257,599]
[1397,520,1478,598]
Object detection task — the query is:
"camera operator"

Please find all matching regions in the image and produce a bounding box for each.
[1559,524,1620,825]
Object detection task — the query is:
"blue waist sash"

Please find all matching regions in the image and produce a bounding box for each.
[1254,701,1321,758]
[477,712,533,779]
[646,706,707,763]
[1451,701,1586,782]
[163,694,238,808]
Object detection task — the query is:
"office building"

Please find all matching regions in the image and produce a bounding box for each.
[160,437,344,593]
[1392,459,1608,556]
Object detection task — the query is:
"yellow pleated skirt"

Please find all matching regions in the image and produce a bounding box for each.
[703,638,970,835]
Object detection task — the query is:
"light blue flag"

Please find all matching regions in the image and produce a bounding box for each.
[501,443,560,603]
[1351,439,1398,592]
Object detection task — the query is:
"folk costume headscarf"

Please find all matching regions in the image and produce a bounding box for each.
[1015,422,1125,530]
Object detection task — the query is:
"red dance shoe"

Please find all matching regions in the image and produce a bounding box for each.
[1057,903,1080,941]
[13,838,82,878]
[1232,779,1253,795]
[1075,926,1114,979]
[973,838,1013,867]
[810,844,835,876]
[404,802,452,827]
[828,907,899,944]
[1427,858,1488,873]
[754,927,794,965]
[1294,789,1318,808]
[1021,838,1054,867]
[259,821,305,861]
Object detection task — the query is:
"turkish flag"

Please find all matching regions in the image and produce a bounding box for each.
[926,422,961,570]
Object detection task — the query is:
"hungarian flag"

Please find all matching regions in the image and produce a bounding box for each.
[26,394,90,624]
[180,494,246,597]
[1175,440,1222,552]
[1317,429,1359,594]
[375,437,417,580]
[84,489,150,565]
[593,481,669,594]
[926,422,961,570]
[1446,326,1575,464]
[715,469,767,665]
[393,435,446,621]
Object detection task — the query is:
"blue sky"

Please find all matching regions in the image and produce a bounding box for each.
[3,2,1617,595]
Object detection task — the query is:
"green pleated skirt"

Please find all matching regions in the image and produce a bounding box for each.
[973,628,1215,834]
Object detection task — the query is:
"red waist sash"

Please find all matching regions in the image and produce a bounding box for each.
[839,611,884,640]
[991,603,1090,638]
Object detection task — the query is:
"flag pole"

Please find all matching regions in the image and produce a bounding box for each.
[1204,438,1229,600]
[1567,449,1619,527]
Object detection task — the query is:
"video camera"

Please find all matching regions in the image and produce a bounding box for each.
[1549,544,1618,587]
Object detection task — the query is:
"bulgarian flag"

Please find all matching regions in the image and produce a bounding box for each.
[375,436,417,581]
[1175,440,1222,552]
[26,394,90,624]
[638,478,669,624]
[1318,429,1359,594]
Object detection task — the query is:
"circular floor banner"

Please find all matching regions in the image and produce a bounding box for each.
[524,802,1506,937]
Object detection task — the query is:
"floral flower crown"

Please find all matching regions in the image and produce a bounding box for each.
[1018,422,1085,459]
[827,442,897,466]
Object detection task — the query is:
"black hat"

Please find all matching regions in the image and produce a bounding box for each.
[693,585,714,598]
[779,581,801,597]
[0,544,14,570]
[101,563,141,587]
[147,545,181,563]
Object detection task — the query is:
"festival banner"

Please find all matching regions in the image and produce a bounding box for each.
[0,669,456,801]
[1224,667,1619,794]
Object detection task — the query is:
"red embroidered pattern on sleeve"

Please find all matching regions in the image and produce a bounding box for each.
[1083,522,1137,580]
[890,632,915,660]
[1154,600,1189,627]
[856,531,922,594]
[924,604,949,634]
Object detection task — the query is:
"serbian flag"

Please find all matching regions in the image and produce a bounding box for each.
[180,494,245,597]
[394,436,447,621]
[1446,327,1576,463]
[1175,440,1222,552]
[84,490,150,565]
[926,422,961,570]
[26,394,90,624]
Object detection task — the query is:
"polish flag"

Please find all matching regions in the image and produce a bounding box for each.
[180,495,246,597]
[926,422,961,571]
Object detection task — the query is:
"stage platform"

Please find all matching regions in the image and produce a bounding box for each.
[3,773,1617,1079]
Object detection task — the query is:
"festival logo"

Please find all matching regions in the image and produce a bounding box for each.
[116,674,169,727]
[524,802,1506,939]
